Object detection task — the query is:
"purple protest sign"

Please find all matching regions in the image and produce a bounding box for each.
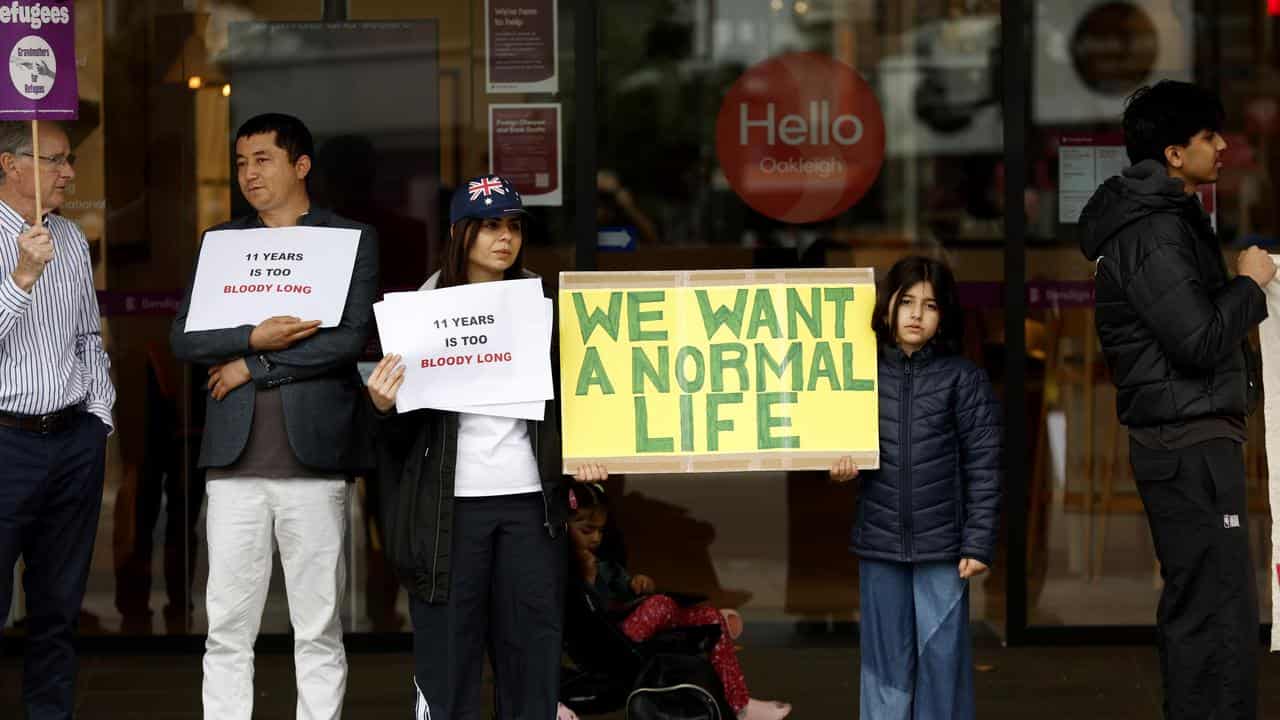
[0,1,76,120]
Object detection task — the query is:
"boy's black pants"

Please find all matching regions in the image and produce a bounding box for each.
[410,493,566,720]
[1131,437,1258,720]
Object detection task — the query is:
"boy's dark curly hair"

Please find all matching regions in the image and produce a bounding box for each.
[1122,81,1224,166]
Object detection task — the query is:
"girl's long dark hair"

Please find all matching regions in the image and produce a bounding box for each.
[871,255,964,355]
[437,216,528,289]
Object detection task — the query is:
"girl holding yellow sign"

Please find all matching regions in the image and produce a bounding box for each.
[829,256,1001,720]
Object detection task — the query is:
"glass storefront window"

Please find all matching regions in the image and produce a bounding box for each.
[1025,1,1274,628]
[8,0,582,639]
[61,0,333,638]
[6,0,1275,646]
[589,0,1007,639]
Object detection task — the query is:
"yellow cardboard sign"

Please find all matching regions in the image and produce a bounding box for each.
[559,269,879,473]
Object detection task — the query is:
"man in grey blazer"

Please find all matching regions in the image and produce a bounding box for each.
[171,113,377,720]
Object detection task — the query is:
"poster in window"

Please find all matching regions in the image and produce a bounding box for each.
[485,0,557,94]
[489,103,561,206]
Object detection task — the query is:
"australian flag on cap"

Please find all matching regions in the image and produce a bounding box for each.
[450,175,526,225]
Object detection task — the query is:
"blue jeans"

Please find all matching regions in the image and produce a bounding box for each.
[859,558,975,720]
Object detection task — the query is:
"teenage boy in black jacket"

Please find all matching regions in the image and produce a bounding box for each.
[1080,80,1275,719]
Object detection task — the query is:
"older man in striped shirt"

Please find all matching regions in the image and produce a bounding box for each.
[0,120,115,720]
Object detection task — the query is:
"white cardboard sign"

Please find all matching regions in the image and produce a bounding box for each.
[374,278,554,417]
[1258,256,1280,651]
[183,227,361,332]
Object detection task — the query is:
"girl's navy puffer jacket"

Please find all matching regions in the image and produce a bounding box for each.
[851,344,1002,566]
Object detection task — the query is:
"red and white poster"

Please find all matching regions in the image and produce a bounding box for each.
[183,227,361,332]
[374,279,553,418]
[489,103,562,206]
[485,0,557,94]
[714,52,886,224]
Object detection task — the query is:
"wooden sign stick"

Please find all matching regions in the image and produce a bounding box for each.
[31,120,41,226]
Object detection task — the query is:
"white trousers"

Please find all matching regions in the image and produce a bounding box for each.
[203,478,348,720]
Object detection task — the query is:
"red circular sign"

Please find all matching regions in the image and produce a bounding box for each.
[715,52,886,224]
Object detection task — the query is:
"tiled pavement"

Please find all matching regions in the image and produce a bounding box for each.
[5,640,1280,718]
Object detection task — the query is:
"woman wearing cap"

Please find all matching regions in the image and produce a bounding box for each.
[366,175,603,720]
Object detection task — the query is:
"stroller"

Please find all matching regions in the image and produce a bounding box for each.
[559,576,735,718]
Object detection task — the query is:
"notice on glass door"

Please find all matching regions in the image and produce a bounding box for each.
[486,0,558,94]
[1058,133,1127,224]
[1058,132,1217,228]
[490,103,562,206]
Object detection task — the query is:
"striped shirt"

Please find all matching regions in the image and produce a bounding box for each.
[0,199,114,429]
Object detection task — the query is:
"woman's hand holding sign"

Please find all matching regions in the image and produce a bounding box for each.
[368,354,406,414]
[250,315,321,351]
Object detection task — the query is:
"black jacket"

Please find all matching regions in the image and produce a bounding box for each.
[1079,160,1266,428]
[375,405,566,604]
[170,209,378,471]
[851,345,1002,566]
[375,271,566,604]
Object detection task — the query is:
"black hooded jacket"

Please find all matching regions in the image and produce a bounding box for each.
[1078,159,1266,430]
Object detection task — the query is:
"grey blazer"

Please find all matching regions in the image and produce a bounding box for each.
[170,209,379,472]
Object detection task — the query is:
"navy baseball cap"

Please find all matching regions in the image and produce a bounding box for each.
[449,175,527,225]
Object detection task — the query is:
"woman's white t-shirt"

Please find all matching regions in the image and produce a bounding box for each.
[454,412,542,497]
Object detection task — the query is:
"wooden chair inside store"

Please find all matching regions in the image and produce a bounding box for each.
[1028,308,1110,567]
[972,307,1059,574]
[1088,393,1140,582]
[1051,308,1146,582]
[1025,312,1058,571]
[1027,307,1128,581]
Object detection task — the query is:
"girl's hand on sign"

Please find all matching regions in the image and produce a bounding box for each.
[574,463,608,483]
[368,354,405,414]
[958,558,989,580]
[829,456,859,483]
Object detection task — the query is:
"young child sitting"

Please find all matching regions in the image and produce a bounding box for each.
[567,483,789,720]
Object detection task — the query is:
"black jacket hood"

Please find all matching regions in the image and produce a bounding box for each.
[1078,159,1203,261]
